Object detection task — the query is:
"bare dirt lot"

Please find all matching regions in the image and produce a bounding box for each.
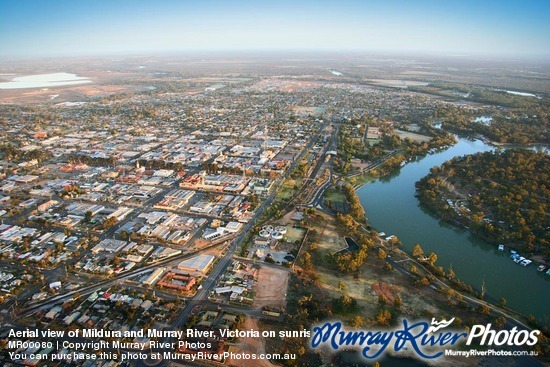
[254,266,289,309]
[309,211,346,256]
[395,129,432,143]
[230,317,276,367]
[317,254,442,320]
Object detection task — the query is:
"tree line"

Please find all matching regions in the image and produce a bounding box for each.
[416,149,549,255]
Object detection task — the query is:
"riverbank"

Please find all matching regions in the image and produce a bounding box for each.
[290,209,549,365]
[348,144,457,192]
[415,149,549,260]
[286,210,545,366]
[375,232,544,335]
[416,196,550,270]
[348,168,546,332]
[355,138,549,324]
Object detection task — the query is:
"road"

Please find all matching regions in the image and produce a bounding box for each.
[131,120,330,366]
[376,240,545,367]
[170,120,330,329]
[3,119,546,367]
[2,120,330,366]
[17,234,234,316]
[277,122,334,213]
[347,149,404,182]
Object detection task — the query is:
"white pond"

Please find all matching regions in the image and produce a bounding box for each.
[495,88,538,98]
[0,72,92,89]
[505,90,537,97]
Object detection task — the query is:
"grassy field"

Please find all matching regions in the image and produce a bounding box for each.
[308,211,345,257]
[395,129,432,143]
[347,172,376,187]
[323,187,347,205]
[275,178,302,201]
[302,211,490,331]
[284,226,307,244]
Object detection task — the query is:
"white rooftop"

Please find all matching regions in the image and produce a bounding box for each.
[178,254,216,273]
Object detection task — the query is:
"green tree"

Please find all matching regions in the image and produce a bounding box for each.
[415,277,430,287]
[378,295,388,305]
[338,281,346,291]
[301,252,312,271]
[412,243,424,258]
[493,316,506,329]
[351,315,364,328]
[332,295,358,314]
[394,294,403,308]
[102,216,118,229]
[84,211,93,223]
[478,304,491,315]
[447,268,455,280]
[428,252,438,265]
[376,309,392,325]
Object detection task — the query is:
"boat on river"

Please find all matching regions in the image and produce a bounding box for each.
[520,259,532,267]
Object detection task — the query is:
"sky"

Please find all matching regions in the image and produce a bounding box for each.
[0,0,549,59]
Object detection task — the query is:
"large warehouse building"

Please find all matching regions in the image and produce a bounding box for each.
[177,254,216,274]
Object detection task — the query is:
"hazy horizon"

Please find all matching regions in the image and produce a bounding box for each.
[1,0,549,61]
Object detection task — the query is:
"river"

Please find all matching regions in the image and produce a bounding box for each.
[356,138,549,324]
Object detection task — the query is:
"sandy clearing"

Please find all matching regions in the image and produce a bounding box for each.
[395,129,432,143]
[229,317,276,367]
[254,266,289,309]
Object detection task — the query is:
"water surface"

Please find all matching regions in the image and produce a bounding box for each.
[357,138,549,323]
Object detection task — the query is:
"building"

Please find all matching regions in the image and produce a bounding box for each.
[157,272,196,291]
[91,239,127,254]
[38,200,58,212]
[14,175,39,184]
[366,126,381,139]
[142,267,165,286]
[224,221,243,233]
[177,254,216,274]
[202,227,226,241]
